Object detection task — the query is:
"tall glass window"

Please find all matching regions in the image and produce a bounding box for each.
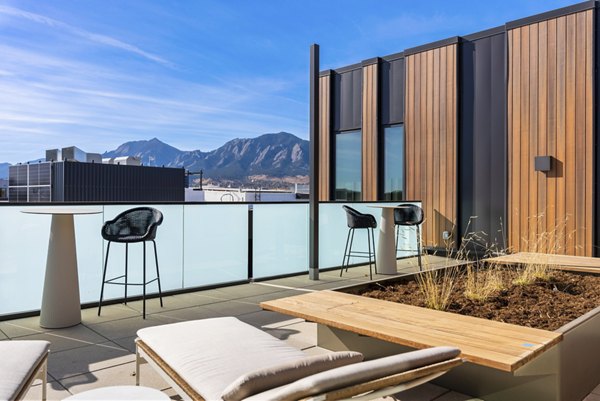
[335,130,362,200]
[383,124,404,200]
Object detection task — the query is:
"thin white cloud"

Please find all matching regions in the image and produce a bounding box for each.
[0,5,173,68]
[0,42,307,162]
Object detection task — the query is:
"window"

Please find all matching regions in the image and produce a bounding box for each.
[335,130,362,200]
[382,124,404,200]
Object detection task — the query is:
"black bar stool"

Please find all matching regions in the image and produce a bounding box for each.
[394,204,424,271]
[341,205,377,280]
[98,207,164,319]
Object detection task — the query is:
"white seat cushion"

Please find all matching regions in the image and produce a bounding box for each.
[0,340,50,401]
[245,346,461,401]
[137,317,310,401]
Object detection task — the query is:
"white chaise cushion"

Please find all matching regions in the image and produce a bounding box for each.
[221,350,363,401]
[138,317,355,401]
[0,340,50,401]
[245,346,461,401]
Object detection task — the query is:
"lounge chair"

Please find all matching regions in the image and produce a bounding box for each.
[135,317,462,401]
[0,340,50,401]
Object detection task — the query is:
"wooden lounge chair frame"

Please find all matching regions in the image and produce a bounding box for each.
[15,350,49,401]
[135,340,462,401]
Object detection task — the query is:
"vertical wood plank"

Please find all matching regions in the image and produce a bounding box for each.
[520,25,530,252]
[439,46,447,234]
[538,21,548,252]
[509,29,520,252]
[547,18,557,251]
[565,14,576,254]
[575,12,586,255]
[584,10,593,256]
[448,45,456,242]
[556,16,566,253]
[529,23,539,251]
[318,74,330,201]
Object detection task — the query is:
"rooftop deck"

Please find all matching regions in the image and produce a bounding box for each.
[3,257,600,401]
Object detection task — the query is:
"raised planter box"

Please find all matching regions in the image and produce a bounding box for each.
[262,269,600,401]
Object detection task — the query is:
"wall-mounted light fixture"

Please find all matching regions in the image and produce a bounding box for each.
[534,156,552,172]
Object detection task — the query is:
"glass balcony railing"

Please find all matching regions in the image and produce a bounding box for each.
[0,201,421,317]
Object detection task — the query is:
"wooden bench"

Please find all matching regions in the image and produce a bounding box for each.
[484,252,600,274]
[261,291,562,373]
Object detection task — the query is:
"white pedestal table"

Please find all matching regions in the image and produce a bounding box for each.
[368,205,413,275]
[21,208,102,328]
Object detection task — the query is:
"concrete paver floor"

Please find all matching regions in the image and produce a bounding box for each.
[0,256,550,400]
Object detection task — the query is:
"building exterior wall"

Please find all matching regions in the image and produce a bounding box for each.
[507,9,594,255]
[317,1,598,255]
[405,44,458,248]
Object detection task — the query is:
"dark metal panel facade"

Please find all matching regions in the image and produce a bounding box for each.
[380,58,405,125]
[459,32,507,249]
[333,69,362,131]
[61,162,184,202]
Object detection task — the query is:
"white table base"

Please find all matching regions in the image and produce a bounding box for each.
[40,214,81,328]
[376,208,397,274]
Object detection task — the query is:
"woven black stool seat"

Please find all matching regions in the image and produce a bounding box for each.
[99,207,164,319]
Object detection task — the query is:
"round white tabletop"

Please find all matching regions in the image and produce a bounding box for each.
[21,208,102,215]
[64,385,170,400]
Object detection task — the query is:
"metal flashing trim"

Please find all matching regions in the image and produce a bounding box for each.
[404,36,461,56]
[506,0,596,29]
[319,69,333,78]
[333,62,362,74]
[382,51,405,61]
[462,25,506,42]
[361,57,380,67]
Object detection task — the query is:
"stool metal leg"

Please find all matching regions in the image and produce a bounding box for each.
[124,243,128,305]
[416,225,423,271]
[98,241,111,316]
[347,229,355,273]
[142,241,147,319]
[371,227,377,274]
[340,228,352,277]
[153,240,163,307]
[367,228,373,280]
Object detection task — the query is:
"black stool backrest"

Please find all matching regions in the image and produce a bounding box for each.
[102,207,163,242]
[394,205,424,226]
[342,205,377,229]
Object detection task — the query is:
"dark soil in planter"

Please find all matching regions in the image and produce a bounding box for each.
[353,270,600,331]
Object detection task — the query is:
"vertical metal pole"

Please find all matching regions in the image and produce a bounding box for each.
[309,44,320,280]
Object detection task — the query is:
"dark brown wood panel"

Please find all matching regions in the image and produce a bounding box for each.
[318,74,331,201]
[507,10,593,255]
[405,44,457,247]
[362,63,378,201]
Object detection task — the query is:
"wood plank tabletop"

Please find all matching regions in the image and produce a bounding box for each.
[485,252,600,274]
[261,291,562,373]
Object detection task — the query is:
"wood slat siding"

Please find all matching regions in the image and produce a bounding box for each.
[362,63,378,201]
[507,10,593,256]
[405,45,457,247]
[318,74,331,201]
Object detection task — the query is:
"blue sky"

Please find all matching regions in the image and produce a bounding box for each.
[0,0,582,163]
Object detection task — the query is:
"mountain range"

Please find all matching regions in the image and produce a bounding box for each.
[103,132,308,180]
[0,132,309,183]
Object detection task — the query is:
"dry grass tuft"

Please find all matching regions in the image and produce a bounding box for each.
[415,265,461,311]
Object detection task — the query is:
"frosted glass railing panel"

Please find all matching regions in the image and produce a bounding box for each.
[183,204,248,287]
[73,209,104,304]
[318,202,422,269]
[102,205,184,301]
[0,207,50,315]
[253,204,309,278]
